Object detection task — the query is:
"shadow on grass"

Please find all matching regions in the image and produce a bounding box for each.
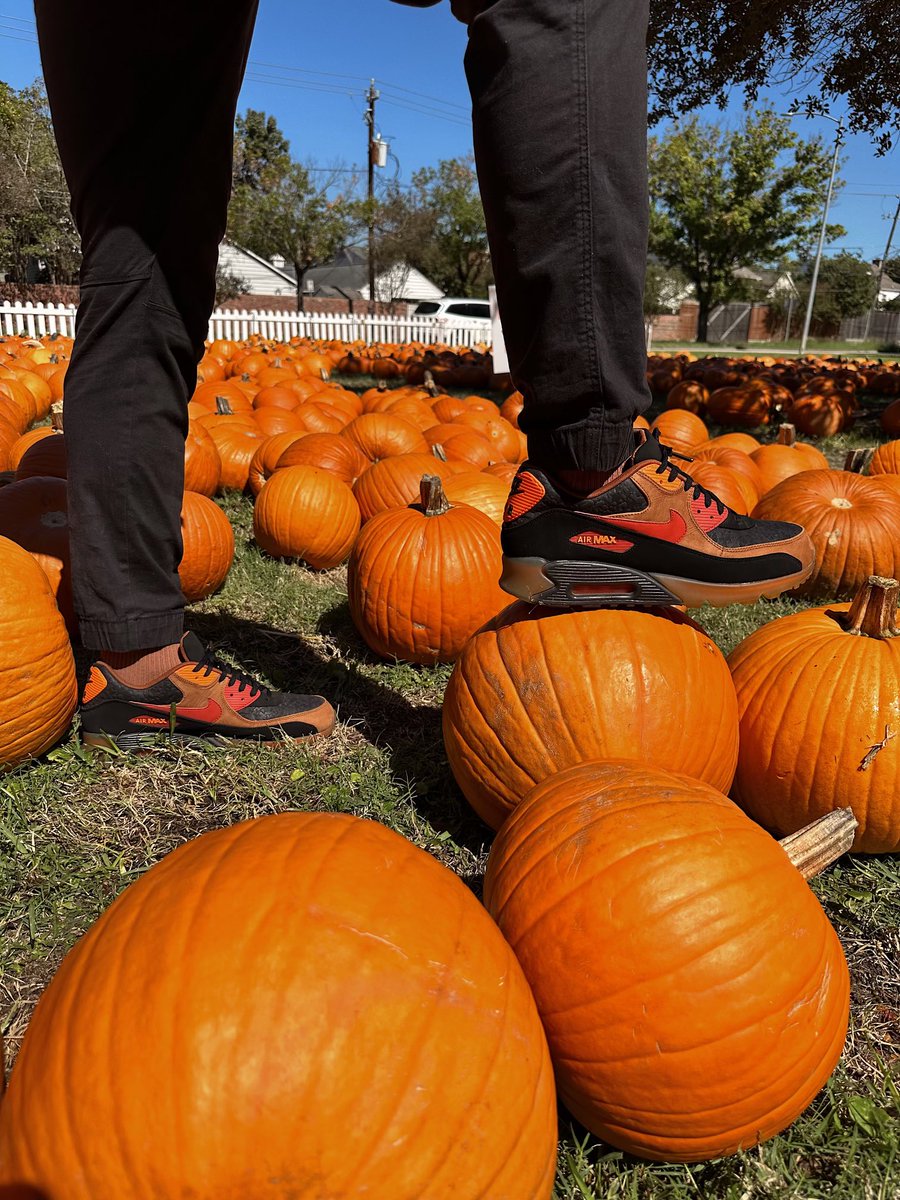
[187,603,494,862]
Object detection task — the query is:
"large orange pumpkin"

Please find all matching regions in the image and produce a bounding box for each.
[348,475,507,665]
[0,812,557,1197]
[207,423,266,492]
[352,453,453,523]
[728,575,900,853]
[341,413,428,461]
[442,604,739,829]
[752,470,900,599]
[442,470,508,525]
[750,423,828,496]
[247,430,308,496]
[275,431,368,487]
[184,422,222,497]
[254,465,360,569]
[15,431,66,480]
[870,439,900,476]
[179,492,235,603]
[0,536,77,769]
[650,409,708,454]
[484,761,850,1162]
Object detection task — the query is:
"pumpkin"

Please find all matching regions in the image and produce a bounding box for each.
[15,431,67,480]
[703,432,761,455]
[341,413,428,461]
[431,428,497,469]
[443,604,739,829]
[882,400,900,438]
[650,409,708,454]
[353,453,455,524]
[254,465,360,569]
[729,575,900,853]
[253,406,307,439]
[247,431,308,496]
[455,411,520,462]
[484,761,851,1162]
[752,470,900,599]
[431,395,469,424]
[8,427,56,472]
[348,475,507,665]
[705,386,771,428]
[252,384,301,411]
[665,380,709,415]
[293,402,345,435]
[499,391,524,427]
[0,536,77,769]
[870,440,900,477]
[691,446,763,505]
[0,476,74,631]
[184,422,222,497]
[207,423,266,492]
[191,380,254,414]
[0,812,557,1197]
[688,462,754,515]
[442,471,508,525]
[789,393,853,438]
[749,423,828,496]
[274,432,368,488]
[483,461,518,486]
[179,492,235,603]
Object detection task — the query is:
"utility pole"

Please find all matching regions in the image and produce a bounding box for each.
[799,116,845,356]
[365,80,379,313]
[862,194,900,343]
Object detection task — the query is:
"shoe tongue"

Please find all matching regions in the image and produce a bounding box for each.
[629,428,666,466]
[179,631,207,664]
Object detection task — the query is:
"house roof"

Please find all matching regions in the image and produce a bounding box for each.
[302,245,443,302]
[222,242,297,286]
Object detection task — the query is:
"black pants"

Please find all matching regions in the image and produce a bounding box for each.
[37,0,650,653]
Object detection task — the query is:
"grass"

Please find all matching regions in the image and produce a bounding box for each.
[649,340,900,360]
[1,386,898,1197]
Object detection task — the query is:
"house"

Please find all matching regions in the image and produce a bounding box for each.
[301,245,443,307]
[871,259,900,306]
[731,266,798,298]
[217,241,297,297]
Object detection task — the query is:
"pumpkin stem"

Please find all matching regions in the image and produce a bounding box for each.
[420,474,450,516]
[431,443,449,463]
[779,808,857,879]
[50,401,64,431]
[215,396,234,415]
[423,370,439,396]
[776,423,797,446]
[320,368,329,382]
[842,576,900,639]
[843,447,874,474]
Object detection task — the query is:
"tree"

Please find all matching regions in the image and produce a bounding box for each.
[883,257,900,285]
[643,262,690,317]
[649,0,899,154]
[797,253,877,330]
[229,163,355,311]
[0,81,79,284]
[403,156,492,297]
[649,111,843,342]
[214,265,249,307]
[232,109,290,192]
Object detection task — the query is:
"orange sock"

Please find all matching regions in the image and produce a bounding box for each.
[102,644,181,688]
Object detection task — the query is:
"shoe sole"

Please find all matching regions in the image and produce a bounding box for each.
[82,717,336,753]
[500,556,815,609]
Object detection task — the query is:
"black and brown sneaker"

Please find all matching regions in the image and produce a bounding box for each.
[500,432,815,608]
[80,632,335,750]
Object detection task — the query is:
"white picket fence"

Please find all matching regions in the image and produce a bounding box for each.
[0,301,492,349]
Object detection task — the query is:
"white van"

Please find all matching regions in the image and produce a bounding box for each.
[412,297,492,326]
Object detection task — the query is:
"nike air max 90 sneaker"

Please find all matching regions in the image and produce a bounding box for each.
[81,632,335,749]
[500,431,815,608]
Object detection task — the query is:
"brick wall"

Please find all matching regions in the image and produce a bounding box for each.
[650,301,700,342]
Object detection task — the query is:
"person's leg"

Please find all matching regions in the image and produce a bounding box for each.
[35,0,258,659]
[464,0,651,475]
[459,0,814,609]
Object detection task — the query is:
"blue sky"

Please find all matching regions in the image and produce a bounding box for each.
[1,0,898,262]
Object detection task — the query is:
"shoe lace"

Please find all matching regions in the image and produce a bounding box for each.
[652,435,726,516]
[195,649,266,696]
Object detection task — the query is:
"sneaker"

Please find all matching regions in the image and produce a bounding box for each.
[500,432,815,608]
[80,632,335,750]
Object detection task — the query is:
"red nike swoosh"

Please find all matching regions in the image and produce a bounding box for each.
[141,699,223,723]
[580,509,688,544]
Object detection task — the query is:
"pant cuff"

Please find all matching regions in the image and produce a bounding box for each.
[526,414,637,473]
[78,612,185,653]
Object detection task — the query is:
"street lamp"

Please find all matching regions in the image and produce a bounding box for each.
[777,110,845,355]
